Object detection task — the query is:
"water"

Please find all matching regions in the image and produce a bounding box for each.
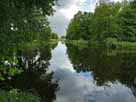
[49,42,136,102]
[0,41,136,102]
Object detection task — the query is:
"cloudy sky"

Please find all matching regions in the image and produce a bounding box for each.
[48,0,122,37]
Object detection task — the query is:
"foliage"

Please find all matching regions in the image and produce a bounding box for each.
[118,0,136,42]
[66,0,136,43]
[106,38,136,50]
[66,43,136,88]
[0,89,41,102]
[0,0,57,45]
[51,32,59,39]
[66,11,93,40]
[65,39,88,48]
[0,1,59,101]
[92,3,121,41]
[0,44,58,102]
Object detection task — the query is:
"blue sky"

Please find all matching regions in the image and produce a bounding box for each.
[48,0,122,36]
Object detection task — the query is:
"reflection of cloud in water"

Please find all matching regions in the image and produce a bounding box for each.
[53,69,136,102]
[49,42,74,72]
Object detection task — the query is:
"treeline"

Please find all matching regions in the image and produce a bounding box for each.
[0,0,58,46]
[66,0,136,42]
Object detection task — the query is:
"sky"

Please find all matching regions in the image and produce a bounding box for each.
[48,0,122,37]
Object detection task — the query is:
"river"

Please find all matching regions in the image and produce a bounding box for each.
[1,41,136,102]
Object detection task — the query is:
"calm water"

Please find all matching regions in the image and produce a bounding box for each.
[1,41,136,102]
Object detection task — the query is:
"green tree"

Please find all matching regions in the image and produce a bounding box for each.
[118,0,136,42]
[66,11,94,40]
[92,3,121,41]
[0,0,57,45]
[51,32,59,39]
[66,3,122,42]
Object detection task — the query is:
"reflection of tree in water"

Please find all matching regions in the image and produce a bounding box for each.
[66,44,136,96]
[0,45,58,102]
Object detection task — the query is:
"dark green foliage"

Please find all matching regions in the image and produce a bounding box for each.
[51,32,59,39]
[0,0,57,45]
[0,44,58,102]
[0,1,59,101]
[66,3,122,41]
[0,89,41,102]
[119,0,136,42]
[92,3,121,41]
[66,0,136,43]
[66,43,136,88]
[66,11,93,40]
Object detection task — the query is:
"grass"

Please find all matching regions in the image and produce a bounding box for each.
[114,41,136,50]
[65,39,88,48]
[65,38,136,54]
[18,39,58,51]
[105,38,136,50]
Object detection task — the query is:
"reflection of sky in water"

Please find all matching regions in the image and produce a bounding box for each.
[49,42,136,102]
[49,41,74,72]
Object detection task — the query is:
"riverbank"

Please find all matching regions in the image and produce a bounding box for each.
[65,39,88,48]
[17,39,59,50]
[105,38,136,50]
[65,38,136,51]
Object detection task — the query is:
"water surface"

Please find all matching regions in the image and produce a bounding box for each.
[1,41,136,102]
[49,42,136,102]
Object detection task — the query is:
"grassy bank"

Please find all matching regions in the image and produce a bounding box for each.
[65,38,136,52]
[106,38,136,50]
[18,39,59,50]
[65,39,88,48]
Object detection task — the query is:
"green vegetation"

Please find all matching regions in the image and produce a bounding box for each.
[66,0,136,48]
[119,0,136,42]
[0,89,41,102]
[0,1,59,101]
[66,43,136,87]
[106,38,136,50]
[0,0,59,83]
[51,32,59,40]
[0,0,58,46]
[0,43,58,102]
[65,39,88,48]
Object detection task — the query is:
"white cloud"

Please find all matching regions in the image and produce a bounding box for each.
[60,5,79,19]
[48,11,69,36]
[53,68,136,102]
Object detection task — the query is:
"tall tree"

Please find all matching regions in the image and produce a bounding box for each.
[92,3,121,41]
[66,11,94,40]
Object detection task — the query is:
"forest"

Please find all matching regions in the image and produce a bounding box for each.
[0,0,58,47]
[66,0,136,49]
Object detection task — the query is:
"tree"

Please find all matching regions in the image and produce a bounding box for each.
[118,0,136,42]
[66,2,122,42]
[0,0,57,45]
[50,32,59,39]
[66,11,94,40]
[92,3,121,41]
